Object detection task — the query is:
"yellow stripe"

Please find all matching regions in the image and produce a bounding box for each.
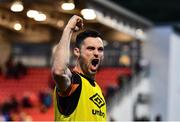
[54,74,106,121]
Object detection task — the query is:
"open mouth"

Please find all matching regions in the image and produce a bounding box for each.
[91,59,99,67]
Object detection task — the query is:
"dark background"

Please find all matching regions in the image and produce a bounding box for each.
[111,0,180,24]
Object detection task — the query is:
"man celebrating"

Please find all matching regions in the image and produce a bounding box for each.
[52,15,106,121]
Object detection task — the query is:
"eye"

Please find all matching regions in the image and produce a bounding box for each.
[98,47,104,52]
[87,46,95,51]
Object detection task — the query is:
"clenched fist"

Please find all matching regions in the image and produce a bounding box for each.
[66,15,83,32]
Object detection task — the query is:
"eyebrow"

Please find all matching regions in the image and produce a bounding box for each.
[87,46,95,50]
[86,46,104,51]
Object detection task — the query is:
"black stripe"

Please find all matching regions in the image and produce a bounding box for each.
[56,73,82,116]
[79,73,96,87]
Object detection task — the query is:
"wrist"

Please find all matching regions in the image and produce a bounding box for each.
[64,25,74,32]
[62,26,73,37]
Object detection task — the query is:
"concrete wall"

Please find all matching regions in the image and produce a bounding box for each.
[144,26,180,120]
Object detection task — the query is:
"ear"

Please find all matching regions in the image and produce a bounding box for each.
[74,47,80,57]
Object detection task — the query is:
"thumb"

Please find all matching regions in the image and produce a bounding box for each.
[74,26,80,32]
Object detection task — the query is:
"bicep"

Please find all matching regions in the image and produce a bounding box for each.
[53,68,72,92]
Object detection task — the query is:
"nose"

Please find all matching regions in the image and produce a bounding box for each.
[93,49,99,58]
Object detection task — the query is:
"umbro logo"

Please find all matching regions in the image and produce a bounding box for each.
[89,93,105,108]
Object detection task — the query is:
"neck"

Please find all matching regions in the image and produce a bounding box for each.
[73,64,95,80]
[73,65,83,74]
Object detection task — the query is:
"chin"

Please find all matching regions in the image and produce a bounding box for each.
[91,71,96,75]
[89,70,97,75]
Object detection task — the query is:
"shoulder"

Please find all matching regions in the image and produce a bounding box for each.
[56,71,82,96]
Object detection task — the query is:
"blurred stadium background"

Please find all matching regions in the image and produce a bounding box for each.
[0,0,180,121]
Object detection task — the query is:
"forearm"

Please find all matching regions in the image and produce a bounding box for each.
[52,27,73,75]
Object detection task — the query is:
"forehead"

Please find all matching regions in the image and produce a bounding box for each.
[82,37,103,47]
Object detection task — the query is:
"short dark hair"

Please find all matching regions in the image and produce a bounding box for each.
[75,29,102,48]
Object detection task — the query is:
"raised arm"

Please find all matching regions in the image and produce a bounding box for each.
[52,15,83,92]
